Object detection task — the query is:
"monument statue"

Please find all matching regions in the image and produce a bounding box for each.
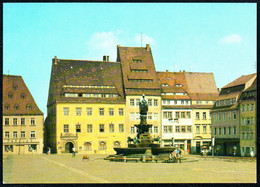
[139,94,148,125]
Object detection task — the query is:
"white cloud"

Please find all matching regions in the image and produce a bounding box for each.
[134,34,155,46]
[83,31,120,61]
[218,34,242,44]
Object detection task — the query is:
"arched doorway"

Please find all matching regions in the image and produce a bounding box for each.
[65,142,74,153]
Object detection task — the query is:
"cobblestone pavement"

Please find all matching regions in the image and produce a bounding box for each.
[3,153,256,184]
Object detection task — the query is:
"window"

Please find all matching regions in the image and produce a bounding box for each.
[114,141,120,148]
[119,124,124,133]
[63,107,69,115]
[163,112,172,119]
[181,126,186,133]
[187,126,191,133]
[14,104,19,110]
[5,132,10,139]
[233,127,236,135]
[223,112,226,121]
[99,141,107,150]
[148,99,152,106]
[168,126,172,133]
[133,59,142,63]
[99,108,104,116]
[21,118,25,125]
[196,112,200,120]
[30,131,36,138]
[251,117,254,125]
[109,124,114,133]
[13,131,17,139]
[176,126,180,133]
[181,100,185,105]
[176,112,180,119]
[214,128,217,135]
[84,142,92,151]
[101,94,106,98]
[203,126,207,133]
[181,112,185,118]
[164,126,168,133]
[228,112,231,120]
[148,113,152,120]
[131,127,135,134]
[162,84,169,87]
[21,131,25,138]
[242,105,245,111]
[246,104,249,111]
[223,127,226,135]
[87,124,93,133]
[196,125,200,133]
[219,127,221,135]
[154,113,158,120]
[228,127,231,135]
[203,112,206,120]
[246,118,251,125]
[130,112,135,120]
[87,108,92,116]
[251,104,254,111]
[119,108,124,116]
[5,104,10,109]
[218,113,222,121]
[186,112,191,118]
[136,99,140,106]
[26,104,32,110]
[136,112,140,120]
[4,118,10,126]
[109,108,114,116]
[13,85,18,89]
[21,93,26,99]
[174,100,177,104]
[130,99,135,106]
[8,92,13,98]
[76,108,82,116]
[154,99,158,106]
[99,124,105,132]
[64,124,69,133]
[30,118,35,125]
[76,124,81,133]
[154,126,158,133]
[233,111,237,120]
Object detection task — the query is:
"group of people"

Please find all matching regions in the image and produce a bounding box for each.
[169,149,182,163]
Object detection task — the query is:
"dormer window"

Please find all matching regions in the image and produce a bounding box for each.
[13,85,18,90]
[8,93,13,98]
[167,77,172,80]
[133,59,142,63]
[26,104,32,110]
[162,84,169,87]
[5,104,10,109]
[14,104,19,110]
[21,93,26,99]
[175,84,183,87]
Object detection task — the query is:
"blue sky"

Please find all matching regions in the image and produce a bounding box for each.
[3,3,256,117]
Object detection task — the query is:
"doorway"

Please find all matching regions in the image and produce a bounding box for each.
[65,142,74,153]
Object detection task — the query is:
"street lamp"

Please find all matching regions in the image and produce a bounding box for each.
[212,137,215,157]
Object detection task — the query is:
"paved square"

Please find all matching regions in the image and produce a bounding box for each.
[3,154,256,183]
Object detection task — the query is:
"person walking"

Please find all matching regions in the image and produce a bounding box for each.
[72,147,76,157]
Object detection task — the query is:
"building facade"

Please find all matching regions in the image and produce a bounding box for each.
[3,75,44,154]
[117,44,162,141]
[238,78,257,157]
[211,73,256,156]
[45,57,126,154]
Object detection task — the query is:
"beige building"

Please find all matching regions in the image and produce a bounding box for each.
[117,44,162,141]
[3,75,44,154]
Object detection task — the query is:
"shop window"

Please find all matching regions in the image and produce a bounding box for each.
[5,145,13,152]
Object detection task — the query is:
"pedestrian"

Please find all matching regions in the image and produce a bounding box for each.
[72,147,76,157]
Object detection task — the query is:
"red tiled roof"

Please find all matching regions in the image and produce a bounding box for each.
[47,59,125,106]
[3,75,43,115]
[222,73,256,89]
[117,45,161,94]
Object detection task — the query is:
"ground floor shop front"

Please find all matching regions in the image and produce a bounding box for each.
[215,138,240,156]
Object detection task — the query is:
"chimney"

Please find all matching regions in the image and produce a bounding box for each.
[54,56,57,65]
[103,55,107,61]
[107,56,109,62]
[146,44,150,51]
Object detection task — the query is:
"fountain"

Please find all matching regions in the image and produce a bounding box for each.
[113,94,175,159]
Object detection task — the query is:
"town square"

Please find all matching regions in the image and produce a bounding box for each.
[3,3,256,184]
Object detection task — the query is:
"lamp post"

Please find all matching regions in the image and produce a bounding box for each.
[212,137,215,157]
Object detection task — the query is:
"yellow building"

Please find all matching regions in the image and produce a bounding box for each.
[45,56,126,154]
[117,44,162,141]
[3,75,44,154]
[239,78,257,156]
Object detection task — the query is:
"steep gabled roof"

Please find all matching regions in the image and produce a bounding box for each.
[47,58,125,106]
[222,73,256,89]
[3,75,43,115]
[117,44,161,95]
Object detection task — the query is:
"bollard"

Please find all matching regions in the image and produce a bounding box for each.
[142,156,146,163]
